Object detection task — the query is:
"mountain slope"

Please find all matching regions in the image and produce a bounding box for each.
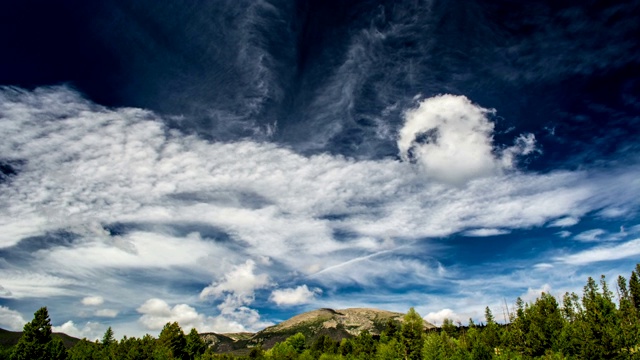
[204,307,435,354]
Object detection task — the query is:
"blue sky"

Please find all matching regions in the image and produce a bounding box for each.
[0,0,639,340]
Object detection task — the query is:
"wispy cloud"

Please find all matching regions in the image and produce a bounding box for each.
[556,239,640,265]
[0,87,639,333]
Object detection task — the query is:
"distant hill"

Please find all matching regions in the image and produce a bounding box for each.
[0,328,81,349]
[202,307,435,355]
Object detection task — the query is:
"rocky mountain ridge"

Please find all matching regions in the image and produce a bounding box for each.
[202,307,435,354]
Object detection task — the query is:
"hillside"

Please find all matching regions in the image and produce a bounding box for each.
[203,307,435,354]
[0,328,81,349]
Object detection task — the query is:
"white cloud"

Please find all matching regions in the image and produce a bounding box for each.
[533,263,553,270]
[556,238,640,265]
[200,259,271,305]
[548,216,580,227]
[52,320,104,341]
[136,298,270,333]
[397,94,535,185]
[1,87,640,335]
[463,228,510,237]
[95,309,119,318]
[270,285,322,306]
[424,308,459,326]
[557,231,572,238]
[520,284,552,304]
[574,229,606,242]
[82,296,104,306]
[0,306,27,331]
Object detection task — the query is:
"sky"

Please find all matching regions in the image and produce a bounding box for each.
[0,0,639,340]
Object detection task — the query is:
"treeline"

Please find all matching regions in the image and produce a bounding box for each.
[4,264,640,359]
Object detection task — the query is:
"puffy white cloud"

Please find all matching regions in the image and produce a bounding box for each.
[424,308,460,326]
[138,299,204,331]
[0,306,27,331]
[397,94,535,185]
[136,298,270,333]
[53,320,104,341]
[200,260,271,305]
[270,285,321,306]
[82,296,104,306]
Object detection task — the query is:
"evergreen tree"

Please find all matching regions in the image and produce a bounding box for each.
[482,306,500,350]
[101,327,115,348]
[630,264,640,313]
[185,327,207,360]
[67,339,101,360]
[157,322,187,360]
[401,308,425,360]
[10,307,64,360]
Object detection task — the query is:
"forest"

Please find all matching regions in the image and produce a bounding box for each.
[2,263,639,360]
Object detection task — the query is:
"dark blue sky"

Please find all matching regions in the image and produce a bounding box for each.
[0,0,639,338]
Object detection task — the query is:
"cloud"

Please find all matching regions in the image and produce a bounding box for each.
[556,231,572,238]
[82,296,104,306]
[574,229,606,242]
[95,309,119,318]
[548,217,580,227]
[520,284,552,304]
[52,320,104,341]
[270,285,322,306]
[138,299,206,331]
[200,260,271,305]
[397,94,535,185]
[463,228,510,237]
[556,238,640,265]
[1,86,640,334]
[136,298,270,333]
[0,306,27,331]
[533,263,553,270]
[424,308,459,326]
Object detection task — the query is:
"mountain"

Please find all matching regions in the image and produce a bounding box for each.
[202,308,436,355]
[0,328,81,349]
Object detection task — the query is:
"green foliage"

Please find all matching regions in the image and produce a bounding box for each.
[10,306,66,360]
[285,333,306,354]
[185,327,207,360]
[157,322,187,360]
[402,307,424,360]
[267,340,297,359]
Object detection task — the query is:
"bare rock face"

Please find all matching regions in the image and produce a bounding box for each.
[264,308,435,337]
[201,307,435,354]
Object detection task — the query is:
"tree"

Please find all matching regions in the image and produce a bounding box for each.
[102,326,115,347]
[10,307,66,360]
[630,264,640,313]
[285,332,306,354]
[401,308,424,360]
[157,322,187,359]
[185,327,206,360]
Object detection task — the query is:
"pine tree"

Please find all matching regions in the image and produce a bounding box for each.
[401,308,425,360]
[101,326,115,348]
[185,327,206,360]
[10,307,62,360]
[157,322,187,360]
[630,264,640,314]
